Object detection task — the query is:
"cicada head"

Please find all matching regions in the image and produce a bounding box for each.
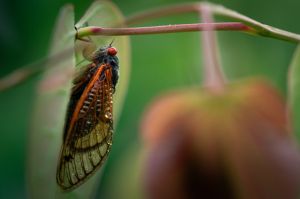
[92,45,119,68]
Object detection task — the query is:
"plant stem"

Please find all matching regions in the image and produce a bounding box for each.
[125,2,199,25]
[0,67,37,91]
[0,45,76,92]
[200,4,225,91]
[124,2,300,43]
[76,22,249,38]
[2,2,300,92]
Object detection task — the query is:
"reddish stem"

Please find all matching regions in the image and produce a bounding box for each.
[125,3,200,25]
[77,22,249,38]
[200,4,225,91]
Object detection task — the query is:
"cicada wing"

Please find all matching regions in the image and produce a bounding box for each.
[57,66,114,190]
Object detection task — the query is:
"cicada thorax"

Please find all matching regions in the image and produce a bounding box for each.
[56,45,119,190]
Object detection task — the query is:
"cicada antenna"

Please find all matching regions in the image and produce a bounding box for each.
[109,39,115,47]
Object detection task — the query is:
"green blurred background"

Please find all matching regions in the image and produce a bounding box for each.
[0,0,299,198]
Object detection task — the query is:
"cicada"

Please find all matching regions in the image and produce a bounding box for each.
[56,44,119,190]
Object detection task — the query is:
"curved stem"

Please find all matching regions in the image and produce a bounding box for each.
[125,2,300,43]
[125,2,199,25]
[3,2,300,92]
[0,45,76,92]
[199,4,225,91]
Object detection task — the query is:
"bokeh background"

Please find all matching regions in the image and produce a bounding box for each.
[0,0,299,198]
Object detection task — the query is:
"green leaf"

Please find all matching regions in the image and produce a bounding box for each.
[75,0,131,125]
[27,4,76,198]
[289,44,300,140]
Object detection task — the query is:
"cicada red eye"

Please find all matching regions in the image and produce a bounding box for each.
[107,47,117,56]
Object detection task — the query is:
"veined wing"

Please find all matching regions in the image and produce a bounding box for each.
[56,63,114,190]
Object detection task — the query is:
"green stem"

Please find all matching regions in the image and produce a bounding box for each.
[208,3,300,43]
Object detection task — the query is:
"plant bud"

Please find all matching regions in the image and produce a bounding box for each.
[141,79,300,199]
